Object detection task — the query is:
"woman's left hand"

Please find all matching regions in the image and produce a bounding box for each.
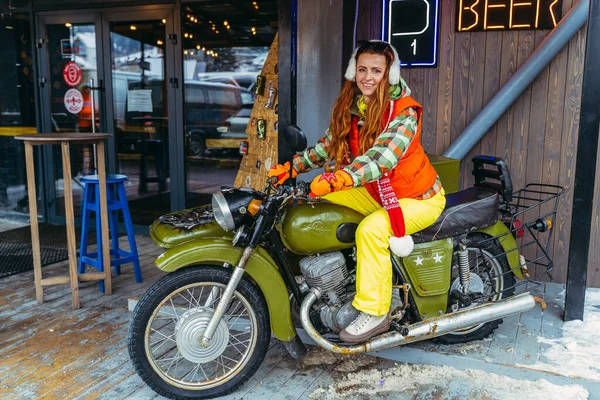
[309,170,354,197]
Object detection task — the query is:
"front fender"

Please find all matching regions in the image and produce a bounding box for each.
[478,221,524,279]
[155,238,296,341]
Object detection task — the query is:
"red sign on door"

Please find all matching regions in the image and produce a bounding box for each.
[62,62,82,87]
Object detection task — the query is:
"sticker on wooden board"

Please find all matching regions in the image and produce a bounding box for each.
[64,88,84,114]
[255,75,266,96]
[245,176,252,187]
[257,119,266,139]
[265,86,277,109]
[265,157,272,171]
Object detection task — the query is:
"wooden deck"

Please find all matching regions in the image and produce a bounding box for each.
[0,236,597,399]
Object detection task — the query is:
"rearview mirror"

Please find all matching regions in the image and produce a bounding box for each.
[284,124,307,153]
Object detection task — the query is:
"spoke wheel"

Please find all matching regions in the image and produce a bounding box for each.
[129,266,270,399]
[447,246,504,335]
[436,234,515,344]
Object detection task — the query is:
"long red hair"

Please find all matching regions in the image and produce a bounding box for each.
[328,45,396,168]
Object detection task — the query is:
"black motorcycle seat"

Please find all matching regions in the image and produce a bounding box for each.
[411,187,499,244]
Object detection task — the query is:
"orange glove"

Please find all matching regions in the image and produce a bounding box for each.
[267,161,299,185]
[310,170,354,197]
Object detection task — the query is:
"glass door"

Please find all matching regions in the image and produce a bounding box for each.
[102,9,177,226]
[180,2,277,209]
[37,13,105,222]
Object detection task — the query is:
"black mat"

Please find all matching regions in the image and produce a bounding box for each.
[0,223,96,279]
[0,241,68,279]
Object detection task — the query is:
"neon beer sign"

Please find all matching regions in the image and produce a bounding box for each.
[456,0,563,31]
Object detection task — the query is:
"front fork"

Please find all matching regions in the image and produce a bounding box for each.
[200,246,255,346]
[200,206,272,346]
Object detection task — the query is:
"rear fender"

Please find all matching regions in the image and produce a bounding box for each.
[156,238,296,341]
[477,221,524,279]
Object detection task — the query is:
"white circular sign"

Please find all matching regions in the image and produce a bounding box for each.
[64,88,84,114]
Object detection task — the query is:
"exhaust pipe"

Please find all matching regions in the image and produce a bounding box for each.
[300,289,545,355]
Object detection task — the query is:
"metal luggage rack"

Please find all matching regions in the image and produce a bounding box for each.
[472,183,565,298]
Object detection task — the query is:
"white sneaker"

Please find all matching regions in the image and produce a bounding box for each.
[339,311,390,343]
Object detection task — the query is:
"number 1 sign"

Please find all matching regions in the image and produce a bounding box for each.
[382,0,440,68]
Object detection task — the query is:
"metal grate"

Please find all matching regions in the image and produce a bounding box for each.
[0,242,68,279]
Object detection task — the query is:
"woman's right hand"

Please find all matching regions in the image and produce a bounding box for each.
[267,161,299,185]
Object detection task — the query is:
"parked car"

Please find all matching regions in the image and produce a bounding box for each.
[197,71,257,93]
[119,79,254,156]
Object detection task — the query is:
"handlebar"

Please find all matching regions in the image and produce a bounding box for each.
[264,176,314,201]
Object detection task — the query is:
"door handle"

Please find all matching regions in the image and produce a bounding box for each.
[170,78,179,89]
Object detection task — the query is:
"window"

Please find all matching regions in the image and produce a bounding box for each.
[208,89,238,108]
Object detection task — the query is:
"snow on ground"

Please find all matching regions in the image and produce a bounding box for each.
[524,288,600,381]
[305,347,588,400]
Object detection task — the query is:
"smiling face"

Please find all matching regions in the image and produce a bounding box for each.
[355,53,388,104]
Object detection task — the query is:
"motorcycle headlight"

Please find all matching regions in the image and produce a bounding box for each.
[211,188,263,232]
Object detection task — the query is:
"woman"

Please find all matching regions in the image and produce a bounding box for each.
[268,40,446,343]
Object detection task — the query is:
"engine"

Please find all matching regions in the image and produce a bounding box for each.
[299,251,359,332]
[298,251,406,333]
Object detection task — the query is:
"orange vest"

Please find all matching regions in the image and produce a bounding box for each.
[349,96,438,203]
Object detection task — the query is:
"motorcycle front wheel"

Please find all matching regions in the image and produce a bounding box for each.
[128,265,270,399]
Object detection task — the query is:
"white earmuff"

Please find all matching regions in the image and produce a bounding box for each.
[345,41,401,85]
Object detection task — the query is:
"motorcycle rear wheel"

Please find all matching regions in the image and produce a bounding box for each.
[128,266,270,399]
[436,234,516,344]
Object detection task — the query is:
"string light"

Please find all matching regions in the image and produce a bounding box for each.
[65,22,72,27]
[184,50,188,54]
[184,33,189,38]
[130,25,137,30]
[162,19,166,24]
[196,44,201,50]
[251,27,256,35]
[157,40,163,45]
[223,20,228,26]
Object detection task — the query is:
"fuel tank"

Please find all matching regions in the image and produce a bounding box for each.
[280,202,365,254]
[150,204,229,248]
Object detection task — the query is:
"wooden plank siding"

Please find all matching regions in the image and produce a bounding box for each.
[355,1,598,287]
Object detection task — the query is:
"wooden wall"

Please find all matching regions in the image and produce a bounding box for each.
[357,0,599,287]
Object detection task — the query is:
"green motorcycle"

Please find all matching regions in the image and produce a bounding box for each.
[128,126,563,399]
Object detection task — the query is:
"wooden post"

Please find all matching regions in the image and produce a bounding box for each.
[24,142,43,304]
[96,140,112,295]
[60,141,80,310]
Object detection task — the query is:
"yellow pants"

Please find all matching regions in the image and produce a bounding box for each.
[324,187,446,316]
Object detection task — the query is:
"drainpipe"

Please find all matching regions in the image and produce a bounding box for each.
[443,0,589,160]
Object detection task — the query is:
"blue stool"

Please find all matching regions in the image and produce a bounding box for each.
[78,174,142,292]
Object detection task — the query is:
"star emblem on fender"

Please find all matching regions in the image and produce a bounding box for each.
[433,253,444,264]
[414,256,424,266]
[318,173,338,183]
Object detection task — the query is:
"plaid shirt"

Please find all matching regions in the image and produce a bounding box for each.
[293,79,441,199]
